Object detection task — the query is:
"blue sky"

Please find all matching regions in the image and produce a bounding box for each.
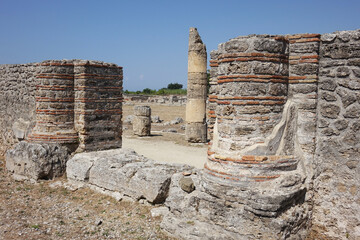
[0,0,359,91]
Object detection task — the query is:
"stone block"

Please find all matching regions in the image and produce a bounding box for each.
[134,105,151,117]
[133,116,151,136]
[6,141,70,181]
[67,148,193,204]
[320,103,341,119]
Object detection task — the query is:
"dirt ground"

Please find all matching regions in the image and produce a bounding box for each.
[0,156,177,240]
[0,103,207,240]
[122,104,208,169]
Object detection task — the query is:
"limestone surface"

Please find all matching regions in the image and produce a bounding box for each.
[185,27,208,143]
[6,141,71,181]
[66,148,193,204]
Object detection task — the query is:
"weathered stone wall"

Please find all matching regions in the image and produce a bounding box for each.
[0,63,38,155]
[123,94,186,106]
[0,60,123,155]
[312,30,360,239]
[27,60,78,145]
[208,35,289,156]
[74,61,123,151]
[161,29,359,239]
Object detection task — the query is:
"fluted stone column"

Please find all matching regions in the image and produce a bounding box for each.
[185,27,207,143]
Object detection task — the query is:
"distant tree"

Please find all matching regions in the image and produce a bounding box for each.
[142,88,152,94]
[157,88,166,95]
[135,90,141,94]
[167,83,183,89]
[124,90,129,94]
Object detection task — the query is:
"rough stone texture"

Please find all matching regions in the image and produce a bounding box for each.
[73,60,123,151]
[185,27,208,143]
[27,60,78,145]
[166,30,360,239]
[1,59,123,154]
[5,141,71,181]
[313,29,360,239]
[66,148,193,204]
[0,63,38,155]
[2,59,123,181]
[133,105,151,136]
[124,94,187,106]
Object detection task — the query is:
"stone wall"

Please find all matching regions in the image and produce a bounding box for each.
[0,63,38,155]
[312,30,360,239]
[163,29,359,239]
[123,94,186,106]
[73,61,123,151]
[0,60,123,155]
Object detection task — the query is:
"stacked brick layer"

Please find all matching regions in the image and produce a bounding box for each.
[204,30,360,239]
[74,61,123,151]
[0,59,123,154]
[207,35,290,182]
[27,61,78,144]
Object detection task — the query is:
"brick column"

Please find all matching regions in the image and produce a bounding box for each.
[74,61,123,151]
[27,60,78,145]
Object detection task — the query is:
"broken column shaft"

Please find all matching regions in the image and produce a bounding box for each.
[133,105,151,136]
[185,28,207,143]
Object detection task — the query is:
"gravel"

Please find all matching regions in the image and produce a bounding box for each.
[0,156,177,240]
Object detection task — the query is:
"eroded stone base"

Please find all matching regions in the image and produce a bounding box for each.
[161,172,311,240]
[5,141,71,181]
[66,148,193,204]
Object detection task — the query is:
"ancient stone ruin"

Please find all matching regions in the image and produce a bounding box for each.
[3,60,123,180]
[163,29,359,239]
[0,29,359,240]
[185,28,208,143]
[133,105,151,136]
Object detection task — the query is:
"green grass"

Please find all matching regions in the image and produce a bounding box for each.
[124,88,187,96]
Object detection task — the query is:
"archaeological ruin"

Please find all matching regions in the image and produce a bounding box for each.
[0,29,359,239]
[185,28,208,143]
[133,105,151,136]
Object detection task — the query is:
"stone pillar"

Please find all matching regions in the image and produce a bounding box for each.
[27,60,78,146]
[74,60,123,152]
[133,105,151,136]
[185,27,207,143]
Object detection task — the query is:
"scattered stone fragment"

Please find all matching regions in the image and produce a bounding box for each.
[179,177,195,193]
[150,207,170,218]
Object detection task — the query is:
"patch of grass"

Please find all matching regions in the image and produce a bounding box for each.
[102,230,110,236]
[31,224,40,229]
[124,88,187,96]
[186,221,195,225]
[61,188,69,196]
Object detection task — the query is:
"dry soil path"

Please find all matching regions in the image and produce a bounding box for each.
[122,135,207,169]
